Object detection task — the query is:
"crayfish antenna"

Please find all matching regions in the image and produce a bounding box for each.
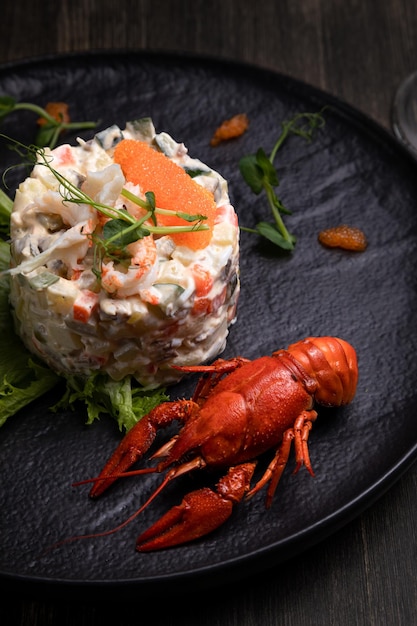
[45,458,207,554]
[42,475,172,556]
[72,467,156,488]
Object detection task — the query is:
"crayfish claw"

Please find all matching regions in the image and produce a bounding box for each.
[89,417,156,498]
[136,488,233,551]
[89,400,197,498]
[136,463,256,551]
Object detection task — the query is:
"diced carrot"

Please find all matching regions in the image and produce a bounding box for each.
[113,139,217,249]
[71,269,83,281]
[191,286,227,316]
[191,297,212,316]
[192,264,213,296]
[73,290,99,323]
[210,113,249,147]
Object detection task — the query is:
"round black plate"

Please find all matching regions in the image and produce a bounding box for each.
[1,51,417,597]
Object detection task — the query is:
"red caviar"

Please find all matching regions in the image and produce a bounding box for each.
[37,102,70,127]
[113,139,216,250]
[210,113,249,147]
[318,225,368,252]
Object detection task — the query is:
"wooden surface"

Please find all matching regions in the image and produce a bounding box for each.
[1,1,417,624]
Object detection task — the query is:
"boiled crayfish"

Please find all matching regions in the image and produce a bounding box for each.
[81,336,358,551]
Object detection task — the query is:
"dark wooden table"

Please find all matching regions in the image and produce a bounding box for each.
[2,1,417,624]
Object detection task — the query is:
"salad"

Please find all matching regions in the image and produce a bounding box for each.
[0,117,239,430]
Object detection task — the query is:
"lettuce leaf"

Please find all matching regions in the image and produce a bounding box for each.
[55,373,169,432]
[0,188,13,235]
[0,239,61,426]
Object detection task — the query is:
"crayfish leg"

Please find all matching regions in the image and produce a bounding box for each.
[292,410,317,477]
[246,411,317,508]
[174,357,250,403]
[246,430,294,507]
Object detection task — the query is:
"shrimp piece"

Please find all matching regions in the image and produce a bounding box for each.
[45,144,75,167]
[128,235,158,271]
[214,203,239,227]
[101,235,158,298]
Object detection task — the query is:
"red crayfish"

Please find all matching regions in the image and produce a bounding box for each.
[80,336,358,551]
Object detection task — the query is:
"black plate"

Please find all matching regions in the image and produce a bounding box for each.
[1,51,417,597]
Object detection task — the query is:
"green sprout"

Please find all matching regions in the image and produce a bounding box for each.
[0,96,97,149]
[239,109,327,251]
[0,140,209,279]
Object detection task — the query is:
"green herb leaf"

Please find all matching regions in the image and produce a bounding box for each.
[239,149,280,195]
[0,96,16,120]
[35,124,60,150]
[176,211,208,223]
[239,154,264,194]
[145,190,157,225]
[0,97,97,149]
[255,221,296,249]
[145,190,156,211]
[239,109,327,251]
[255,148,280,186]
[184,167,209,178]
[103,218,150,248]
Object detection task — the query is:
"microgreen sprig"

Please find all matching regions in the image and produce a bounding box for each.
[239,109,327,251]
[0,96,97,149]
[46,158,208,236]
[120,187,208,225]
[0,139,209,278]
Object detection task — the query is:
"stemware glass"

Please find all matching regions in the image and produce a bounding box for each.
[392,71,417,156]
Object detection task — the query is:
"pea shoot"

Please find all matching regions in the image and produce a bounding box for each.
[0,140,209,279]
[239,110,327,250]
[0,96,97,149]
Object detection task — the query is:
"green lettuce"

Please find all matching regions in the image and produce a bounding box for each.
[0,239,61,426]
[54,373,169,432]
[0,188,13,234]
